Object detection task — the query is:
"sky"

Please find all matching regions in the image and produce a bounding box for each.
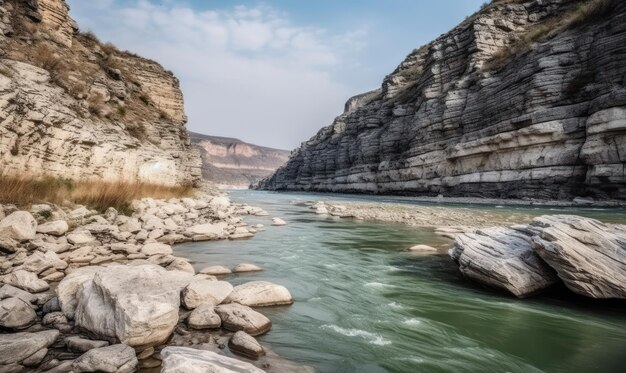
[66,0,485,150]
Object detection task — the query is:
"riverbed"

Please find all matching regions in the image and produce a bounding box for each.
[175,190,626,373]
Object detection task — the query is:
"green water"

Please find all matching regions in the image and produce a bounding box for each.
[176,191,626,373]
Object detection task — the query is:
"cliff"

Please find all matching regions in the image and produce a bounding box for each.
[189,132,290,188]
[0,0,202,185]
[260,0,626,200]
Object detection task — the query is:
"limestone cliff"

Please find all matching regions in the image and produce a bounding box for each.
[0,0,201,185]
[189,132,290,188]
[260,0,626,200]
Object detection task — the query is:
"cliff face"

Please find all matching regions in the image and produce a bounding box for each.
[189,132,290,188]
[260,0,626,200]
[0,0,201,185]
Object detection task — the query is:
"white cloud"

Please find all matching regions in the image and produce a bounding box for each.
[67,0,365,149]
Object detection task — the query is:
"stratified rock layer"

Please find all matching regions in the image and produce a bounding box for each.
[261,0,626,200]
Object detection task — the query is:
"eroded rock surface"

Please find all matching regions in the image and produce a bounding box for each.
[161,346,265,373]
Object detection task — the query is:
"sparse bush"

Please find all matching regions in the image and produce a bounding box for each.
[87,93,107,117]
[0,66,13,78]
[126,122,147,140]
[139,93,152,105]
[78,30,100,44]
[33,44,70,88]
[37,210,52,219]
[101,42,118,56]
[0,174,195,212]
[116,105,127,117]
[159,110,171,121]
[10,141,18,156]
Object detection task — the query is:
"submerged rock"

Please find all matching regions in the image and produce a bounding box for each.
[199,265,232,276]
[228,331,265,360]
[225,281,293,306]
[232,263,263,273]
[407,245,439,253]
[271,218,287,226]
[161,346,264,373]
[450,227,559,298]
[531,215,626,299]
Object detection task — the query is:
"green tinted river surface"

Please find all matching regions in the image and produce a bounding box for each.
[176,190,626,373]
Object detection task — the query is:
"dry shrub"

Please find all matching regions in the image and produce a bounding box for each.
[126,122,147,140]
[78,30,101,45]
[87,93,107,117]
[0,174,194,213]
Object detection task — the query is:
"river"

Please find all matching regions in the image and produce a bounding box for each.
[175,190,626,373]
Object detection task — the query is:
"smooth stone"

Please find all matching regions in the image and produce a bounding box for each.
[161,346,264,373]
[232,263,262,273]
[36,221,69,236]
[407,244,439,252]
[271,218,287,226]
[3,270,50,293]
[141,242,173,256]
[228,331,265,360]
[225,281,293,307]
[0,211,37,240]
[0,330,59,365]
[199,265,232,276]
[57,267,100,318]
[0,284,38,305]
[450,227,559,298]
[531,215,626,299]
[214,303,272,336]
[181,280,233,309]
[0,297,37,329]
[166,258,195,274]
[187,303,221,330]
[65,336,109,353]
[22,347,48,367]
[67,231,96,246]
[72,344,138,373]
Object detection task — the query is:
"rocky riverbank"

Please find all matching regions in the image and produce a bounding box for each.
[0,193,302,372]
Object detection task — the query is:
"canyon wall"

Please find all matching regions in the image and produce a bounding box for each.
[190,132,290,188]
[260,0,626,200]
[0,0,201,185]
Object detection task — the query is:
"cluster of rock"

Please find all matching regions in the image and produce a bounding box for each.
[0,194,295,372]
[450,215,626,299]
[0,0,202,185]
[260,0,626,200]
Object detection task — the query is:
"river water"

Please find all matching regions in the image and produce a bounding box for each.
[176,190,626,373]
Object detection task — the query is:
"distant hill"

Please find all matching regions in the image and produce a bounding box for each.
[189,132,290,188]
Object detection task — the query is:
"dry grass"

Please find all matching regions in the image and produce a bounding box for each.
[126,122,147,140]
[0,175,194,214]
[87,93,108,118]
[482,0,615,72]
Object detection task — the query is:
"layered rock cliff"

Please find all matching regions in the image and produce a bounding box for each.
[260,0,626,200]
[190,132,290,188]
[0,0,201,185]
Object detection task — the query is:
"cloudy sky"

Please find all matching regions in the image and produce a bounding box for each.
[66,0,484,149]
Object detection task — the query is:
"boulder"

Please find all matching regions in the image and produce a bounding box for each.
[141,242,173,256]
[225,281,293,306]
[450,227,559,298]
[72,344,138,373]
[36,221,69,236]
[57,267,100,318]
[161,346,264,373]
[181,280,233,309]
[271,218,287,226]
[0,211,37,240]
[0,297,37,329]
[166,258,195,274]
[65,336,109,353]
[214,303,272,336]
[228,331,265,360]
[0,236,19,253]
[531,215,626,299]
[232,263,262,273]
[187,303,221,330]
[4,270,50,293]
[0,330,59,365]
[185,222,228,240]
[0,284,39,305]
[199,265,232,276]
[69,265,193,347]
[118,218,142,234]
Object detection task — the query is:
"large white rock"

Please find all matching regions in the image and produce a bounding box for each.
[72,344,138,373]
[69,265,193,347]
[161,346,264,373]
[181,280,233,309]
[225,281,293,306]
[0,211,37,240]
[450,227,559,298]
[214,303,272,336]
[531,215,626,299]
[3,270,50,293]
[185,222,229,240]
[36,220,69,236]
[0,330,59,365]
[57,267,100,318]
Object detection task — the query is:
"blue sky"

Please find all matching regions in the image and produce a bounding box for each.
[67,0,485,149]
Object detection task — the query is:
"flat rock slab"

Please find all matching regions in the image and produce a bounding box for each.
[161,346,264,373]
[65,336,110,353]
[228,331,265,360]
[0,330,59,365]
[181,280,233,309]
[199,265,232,276]
[214,303,272,336]
[225,281,293,306]
[450,227,559,298]
[531,215,626,299]
[72,344,138,373]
